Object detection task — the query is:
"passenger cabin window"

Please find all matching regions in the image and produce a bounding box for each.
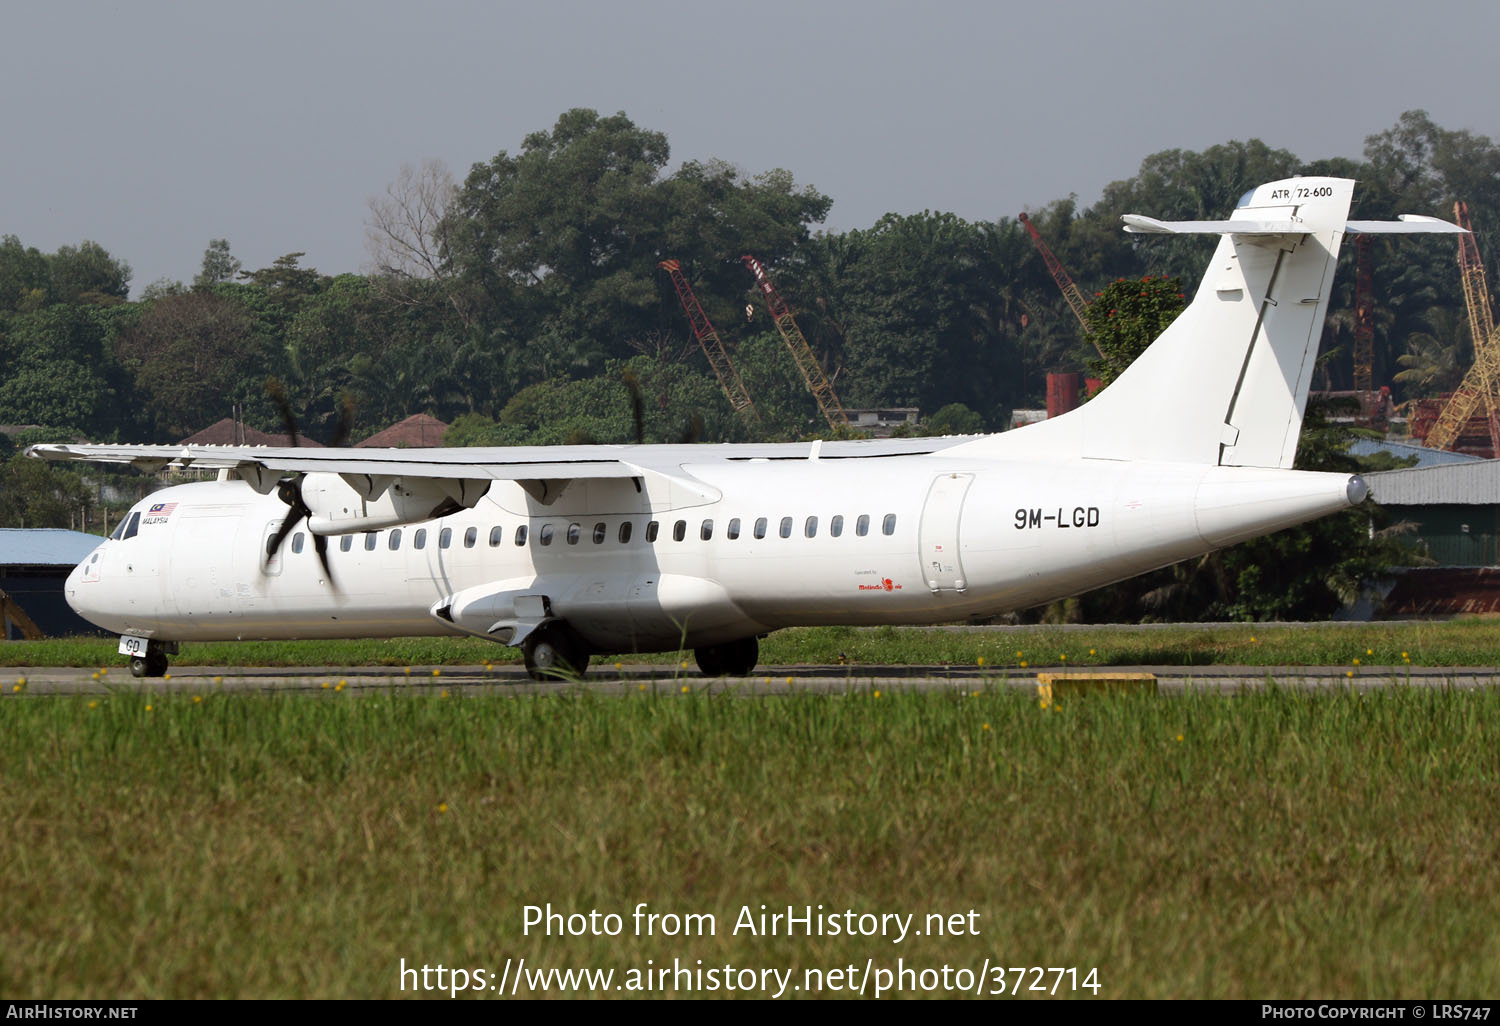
[618,522,633,544]
[489,526,504,547]
[389,529,402,550]
[515,525,527,546]
[727,518,740,540]
[856,514,870,537]
[365,533,378,551]
[292,532,305,554]
[700,519,713,541]
[340,535,353,552]
[883,514,897,536]
[805,516,818,538]
[464,527,477,548]
[779,517,792,539]
[539,524,554,546]
[566,523,581,545]
[440,528,452,549]
[830,515,844,538]
[593,522,606,544]
[414,528,427,550]
[754,517,767,540]
[645,521,659,543]
[121,512,140,540]
[673,520,686,542]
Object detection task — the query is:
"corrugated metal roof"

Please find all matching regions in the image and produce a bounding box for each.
[1348,438,1482,469]
[1367,459,1500,506]
[0,529,101,567]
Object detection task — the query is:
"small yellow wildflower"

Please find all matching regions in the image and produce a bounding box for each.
[982,723,991,731]
[335,681,347,692]
[681,685,690,693]
[91,672,100,681]
[1346,671,1354,678]
[99,668,108,676]
[615,662,623,670]
[785,676,793,685]
[1020,660,1028,668]
[163,673,171,680]
[1015,650,1023,659]
[88,700,98,709]
[404,666,412,675]
[145,704,153,712]
[873,690,881,698]
[1089,648,1096,656]
[639,683,647,691]
[1060,654,1067,662]
[977,656,985,667]
[1366,648,1374,656]
[213,676,223,685]
[432,668,441,677]
[440,690,450,699]
[437,803,448,814]
[681,660,689,669]
[1353,658,1361,666]
[192,695,202,704]
[1038,699,1048,709]
[1176,733,1184,742]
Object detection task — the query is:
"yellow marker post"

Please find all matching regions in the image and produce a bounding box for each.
[1035,671,1157,704]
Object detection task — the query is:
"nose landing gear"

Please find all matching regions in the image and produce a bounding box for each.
[128,640,172,678]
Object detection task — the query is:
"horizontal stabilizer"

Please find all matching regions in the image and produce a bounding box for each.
[1122,215,1306,235]
[1344,215,1468,234]
[1124,213,1466,236]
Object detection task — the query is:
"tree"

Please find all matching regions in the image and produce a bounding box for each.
[49,241,131,304]
[0,452,92,529]
[0,235,51,312]
[440,109,830,393]
[1085,275,1187,387]
[193,239,241,290]
[114,291,263,438]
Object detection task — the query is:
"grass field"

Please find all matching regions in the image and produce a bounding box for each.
[4,617,1500,670]
[2,684,1498,998]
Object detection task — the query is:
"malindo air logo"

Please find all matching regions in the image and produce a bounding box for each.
[143,501,178,525]
[858,577,901,593]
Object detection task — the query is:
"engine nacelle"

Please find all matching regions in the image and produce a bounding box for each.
[300,472,491,534]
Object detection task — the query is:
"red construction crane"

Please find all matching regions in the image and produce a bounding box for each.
[659,260,760,423]
[1352,233,1380,426]
[742,254,849,430]
[1019,212,1102,355]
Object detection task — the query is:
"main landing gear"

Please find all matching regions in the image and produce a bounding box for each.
[694,636,759,677]
[128,640,171,679]
[522,623,591,681]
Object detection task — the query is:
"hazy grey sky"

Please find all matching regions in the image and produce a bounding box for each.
[6,0,1497,296]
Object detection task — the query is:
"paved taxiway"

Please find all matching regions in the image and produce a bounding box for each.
[8,663,1500,696]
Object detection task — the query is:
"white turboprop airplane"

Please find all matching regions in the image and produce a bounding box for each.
[31,177,1463,679]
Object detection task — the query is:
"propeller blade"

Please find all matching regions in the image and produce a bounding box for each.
[621,371,645,444]
[265,378,301,448]
[330,395,356,448]
[312,533,337,590]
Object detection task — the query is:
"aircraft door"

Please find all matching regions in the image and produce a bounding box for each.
[918,473,973,592]
[261,520,284,576]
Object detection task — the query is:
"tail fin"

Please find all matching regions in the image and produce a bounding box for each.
[962,177,1462,468]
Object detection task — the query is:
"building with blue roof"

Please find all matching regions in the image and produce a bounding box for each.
[1,528,102,639]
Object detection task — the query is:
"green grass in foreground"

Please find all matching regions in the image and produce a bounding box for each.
[4,618,1500,668]
[2,686,1497,998]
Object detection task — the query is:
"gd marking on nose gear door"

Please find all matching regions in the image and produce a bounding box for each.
[918,472,973,593]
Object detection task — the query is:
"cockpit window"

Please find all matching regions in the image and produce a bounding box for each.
[121,511,141,540]
[109,518,126,540]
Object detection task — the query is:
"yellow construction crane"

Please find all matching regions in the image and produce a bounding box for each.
[1423,201,1500,453]
[742,254,850,431]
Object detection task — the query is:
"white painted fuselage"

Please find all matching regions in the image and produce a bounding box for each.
[67,451,1361,653]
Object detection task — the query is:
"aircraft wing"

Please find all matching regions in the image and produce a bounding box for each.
[27,435,957,505]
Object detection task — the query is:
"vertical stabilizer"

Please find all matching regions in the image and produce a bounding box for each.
[1086,178,1352,468]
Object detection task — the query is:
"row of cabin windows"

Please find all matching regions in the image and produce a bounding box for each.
[286,513,898,556]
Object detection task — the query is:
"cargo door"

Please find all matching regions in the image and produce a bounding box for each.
[918,473,973,592]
